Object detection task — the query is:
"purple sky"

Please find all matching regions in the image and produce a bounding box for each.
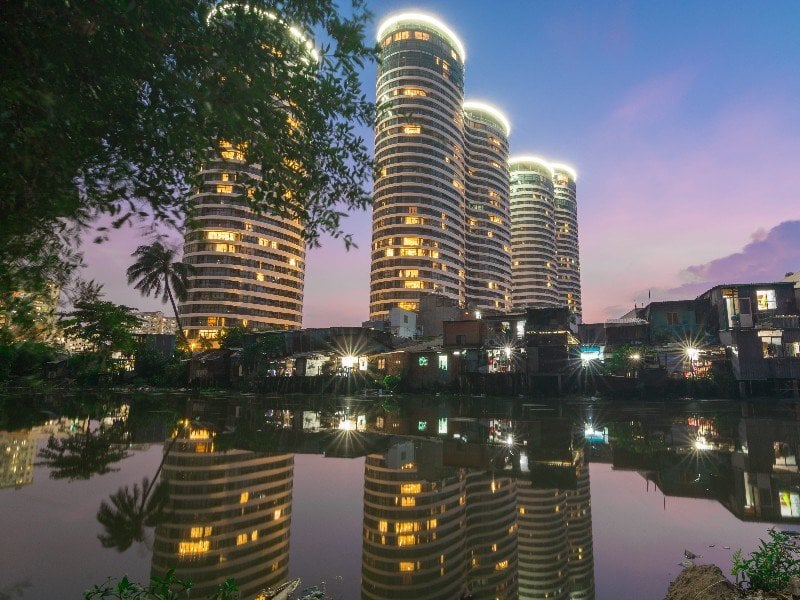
[80,0,800,325]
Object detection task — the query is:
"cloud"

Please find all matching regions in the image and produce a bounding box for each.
[632,220,800,305]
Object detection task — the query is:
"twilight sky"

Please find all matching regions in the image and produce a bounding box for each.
[80,0,800,325]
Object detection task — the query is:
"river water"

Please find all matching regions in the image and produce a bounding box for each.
[0,392,798,600]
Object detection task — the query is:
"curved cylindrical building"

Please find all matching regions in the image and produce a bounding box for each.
[509,157,558,309]
[464,101,512,311]
[552,164,581,321]
[370,13,467,319]
[179,148,306,340]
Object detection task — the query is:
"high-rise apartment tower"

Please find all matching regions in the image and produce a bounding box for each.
[371,14,468,319]
[553,164,581,320]
[370,14,513,319]
[510,157,558,310]
[509,157,581,321]
[179,147,306,340]
[464,101,512,311]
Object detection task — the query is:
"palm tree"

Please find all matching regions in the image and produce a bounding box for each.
[126,240,194,342]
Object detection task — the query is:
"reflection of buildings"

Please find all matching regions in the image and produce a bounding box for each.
[0,430,36,489]
[465,471,517,599]
[516,421,594,600]
[730,418,800,521]
[151,423,294,599]
[361,441,468,600]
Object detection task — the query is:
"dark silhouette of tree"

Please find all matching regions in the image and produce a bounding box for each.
[127,240,194,341]
[97,477,170,552]
[2,0,377,305]
[60,299,142,371]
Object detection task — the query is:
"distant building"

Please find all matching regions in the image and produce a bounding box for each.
[132,311,177,335]
[0,430,36,489]
[363,307,418,339]
[417,293,472,338]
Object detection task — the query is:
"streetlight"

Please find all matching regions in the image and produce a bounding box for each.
[686,347,699,378]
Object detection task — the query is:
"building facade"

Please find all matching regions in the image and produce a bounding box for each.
[510,157,558,309]
[509,157,581,321]
[179,144,306,340]
[553,164,581,320]
[370,14,468,320]
[463,101,512,311]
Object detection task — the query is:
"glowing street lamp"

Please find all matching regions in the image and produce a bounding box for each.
[630,353,641,362]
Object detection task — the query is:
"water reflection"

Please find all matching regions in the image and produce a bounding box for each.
[150,420,293,599]
[360,419,593,600]
[2,393,800,599]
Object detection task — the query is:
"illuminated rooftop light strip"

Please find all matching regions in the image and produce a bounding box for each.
[377,12,466,62]
[463,100,511,136]
[551,162,578,181]
[508,155,555,177]
[207,3,319,61]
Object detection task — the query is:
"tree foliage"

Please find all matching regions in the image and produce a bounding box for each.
[61,300,142,366]
[1,0,377,298]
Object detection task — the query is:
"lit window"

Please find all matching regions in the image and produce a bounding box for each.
[214,243,236,253]
[756,290,777,310]
[256,273,265,282]
[398,302,418,311]
[393,30,410,41]
[399,562,415,572]
[401,497,415,506]
[179,540,210,556]
[395,521,420,533]
[216,184,233,194]
[378,520,388,533]
[400,269,419,278]
[427,519,437,529]
[385,248,395,257]
[438,355,448,371]
[397,534,416,546]
[236,533,248,546]
[400,483,421,494]
[274,509,281,520]
[495,560,509,571]
[220,173,230,181]
[403,125,421,134]
[207,231,237,241]
[414,31,429,40]
[404,280,423,289]
[289,258,297,267]
[404,216,422,224]
[402,237,420,246]
[240,492,249,504]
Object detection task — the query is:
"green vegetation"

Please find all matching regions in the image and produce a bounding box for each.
[2,0,377,308]
[61,299,142,371]
[85,571,237,600]
[731,528,800,592]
